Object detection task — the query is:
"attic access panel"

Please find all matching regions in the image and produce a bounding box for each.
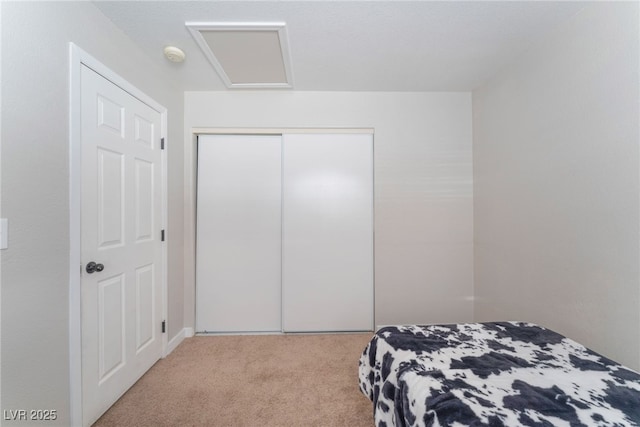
[186,22,294,89]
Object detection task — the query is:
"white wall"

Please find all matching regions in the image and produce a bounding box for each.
[1,2,184,425]
[473,2,639,370]
[184,91,473,330]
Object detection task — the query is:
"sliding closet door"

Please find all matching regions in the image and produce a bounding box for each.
[282,134,374,332]
[196,135,282,332]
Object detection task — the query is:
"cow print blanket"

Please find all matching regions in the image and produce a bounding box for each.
[358,322,640,426]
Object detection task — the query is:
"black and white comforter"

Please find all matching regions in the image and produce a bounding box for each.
[359,322,640,426]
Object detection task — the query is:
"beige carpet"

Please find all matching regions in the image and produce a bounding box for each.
[94,333,375,426]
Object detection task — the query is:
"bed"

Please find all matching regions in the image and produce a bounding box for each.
[359,322,640,426]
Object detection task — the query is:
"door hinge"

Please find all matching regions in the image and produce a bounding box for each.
[162,320,166,334]
[161,229,165,241]
[161,138,165,150]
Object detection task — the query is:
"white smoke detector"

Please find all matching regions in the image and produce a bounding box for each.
[164,46,186,63]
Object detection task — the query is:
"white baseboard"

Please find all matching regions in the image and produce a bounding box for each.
[165,327,193,356]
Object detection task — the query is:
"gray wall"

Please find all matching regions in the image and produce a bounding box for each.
[1,2,184,425]
[473,2,640,369]
[184,91,473,330]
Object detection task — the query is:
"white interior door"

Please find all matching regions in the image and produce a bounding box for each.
[81,65,163,426]
[282,133,374,332]
[196,135,282,332]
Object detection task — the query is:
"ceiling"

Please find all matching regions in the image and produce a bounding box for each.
[93,1,587,92]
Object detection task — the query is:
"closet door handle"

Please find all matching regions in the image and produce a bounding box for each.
[86,261,105,274]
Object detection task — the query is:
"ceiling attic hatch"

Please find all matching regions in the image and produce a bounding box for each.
[186,22,294,89]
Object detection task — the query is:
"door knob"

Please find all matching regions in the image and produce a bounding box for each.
[86,261,105,274]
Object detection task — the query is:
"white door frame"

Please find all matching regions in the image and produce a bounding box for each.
[68,43,168,426]
[187,128,374,333]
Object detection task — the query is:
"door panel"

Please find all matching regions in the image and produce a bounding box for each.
[134,115,154,146]
[81,65,163,426]
[98,274,125,381]
[282,133,374,332]
[196,135,282,333]
[97,148,124,248]
[97,95,124,136]
[134,159,154,241]
[135,264,155,352]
